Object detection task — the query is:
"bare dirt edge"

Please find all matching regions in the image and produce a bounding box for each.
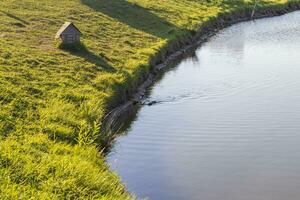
[101,3,300,148]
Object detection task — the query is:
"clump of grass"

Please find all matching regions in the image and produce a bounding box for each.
[0,0,298,198]
[0,134,131,200]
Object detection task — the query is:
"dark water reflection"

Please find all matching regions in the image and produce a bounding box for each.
[108,11,300,200]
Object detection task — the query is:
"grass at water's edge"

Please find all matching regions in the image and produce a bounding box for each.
[0,0,299,199]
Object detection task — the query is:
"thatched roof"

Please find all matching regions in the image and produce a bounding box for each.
[55,22,81,38]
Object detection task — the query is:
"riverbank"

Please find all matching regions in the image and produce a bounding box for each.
[0,0,300,199]
[102,1,300,146]
[108,10,300,200]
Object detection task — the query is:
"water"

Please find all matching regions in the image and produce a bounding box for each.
[108,11,300,200]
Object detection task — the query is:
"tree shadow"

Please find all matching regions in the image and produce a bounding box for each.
[81,0,187,39]
[59,42,116,72]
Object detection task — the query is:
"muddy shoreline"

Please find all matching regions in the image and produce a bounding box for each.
[101,3,300,146]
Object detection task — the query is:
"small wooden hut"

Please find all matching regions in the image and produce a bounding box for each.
[55,22,81,44]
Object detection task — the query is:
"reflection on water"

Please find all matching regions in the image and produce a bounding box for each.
[108,11,300,200]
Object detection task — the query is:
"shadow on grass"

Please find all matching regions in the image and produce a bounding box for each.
[221,0,275,9]
[0,10,29,27]
[81,0,187,39]
[59,42,116,72]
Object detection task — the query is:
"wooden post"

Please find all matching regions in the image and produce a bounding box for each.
[251,0,258,19]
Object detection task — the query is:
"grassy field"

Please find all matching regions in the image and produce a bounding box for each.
[0,0,299,199]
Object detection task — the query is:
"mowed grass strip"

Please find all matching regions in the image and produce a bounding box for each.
[0,0,298,199]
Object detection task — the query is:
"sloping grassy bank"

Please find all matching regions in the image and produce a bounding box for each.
[0,0,299,199]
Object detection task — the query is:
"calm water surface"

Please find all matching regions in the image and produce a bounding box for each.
[108,11,300,200]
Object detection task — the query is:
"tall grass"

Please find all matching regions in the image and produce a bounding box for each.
[0,0,298,198]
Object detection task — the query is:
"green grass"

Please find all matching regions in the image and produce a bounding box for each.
[0,0,299,199]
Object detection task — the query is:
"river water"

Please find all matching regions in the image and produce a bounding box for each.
[108,11,300,200]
